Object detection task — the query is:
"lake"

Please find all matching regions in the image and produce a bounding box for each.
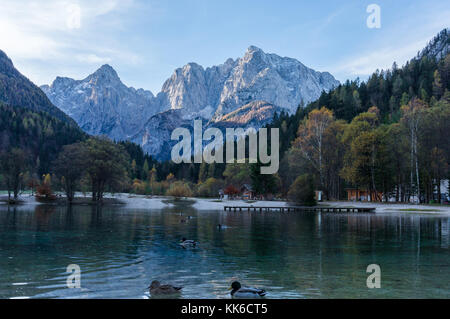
[0,204,449,299]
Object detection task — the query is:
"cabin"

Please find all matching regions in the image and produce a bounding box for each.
[346,189,383,202]
[241,184,255,200]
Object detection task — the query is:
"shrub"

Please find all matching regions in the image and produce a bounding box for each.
[166,181,193,198]
[196,178,224,197]
[287,174,316,206]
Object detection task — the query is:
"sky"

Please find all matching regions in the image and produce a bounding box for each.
[0,0,449,93]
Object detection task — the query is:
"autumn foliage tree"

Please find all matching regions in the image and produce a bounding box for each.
[224,185,240,198]
[401,98,426,202]
[293,107,334,191]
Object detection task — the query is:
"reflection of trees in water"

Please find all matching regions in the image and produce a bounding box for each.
[34,205,57,232]
[318,213,448,242]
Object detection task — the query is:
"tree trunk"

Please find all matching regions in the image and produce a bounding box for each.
[414,135,420,203]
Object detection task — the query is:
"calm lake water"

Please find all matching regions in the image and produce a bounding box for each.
[0,204,449,299]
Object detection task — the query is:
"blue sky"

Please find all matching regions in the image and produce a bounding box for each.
[0,0,449,93]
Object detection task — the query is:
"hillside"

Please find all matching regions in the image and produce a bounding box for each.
[0,50,77,126]
[268,28,450,157]
[0,103,87,175]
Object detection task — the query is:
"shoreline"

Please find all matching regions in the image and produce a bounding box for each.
[1,193,449,215]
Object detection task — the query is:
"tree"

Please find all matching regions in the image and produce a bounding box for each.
[36,173,56,201]
[53,143,87,203]
[287,174,316,206]
[224,185,240,198]
[198,162,207,183]
[293,107,334,191]
[340,109,386,201]
[0,148,27,200]
[83,138,130,202]
[222,162,251,186]
[197,178,225,197]
[166,181,193,198]
[26,173,40,196]
[401,98,426,202]
[142,159,149,181]
[149,165,158,196]
[166,173,175,184]
[250,161,277,197]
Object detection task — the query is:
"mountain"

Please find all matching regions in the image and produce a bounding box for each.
[417,28,449,61]
[213,100,282,129]
[154,46,339,120]
[41,65,161,140]
[0,50,76,125]
[131,100,282,160]
[130,109,190,161]
[43,46,338,159]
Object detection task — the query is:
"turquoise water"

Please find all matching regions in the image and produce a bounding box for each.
[0,204,448,299]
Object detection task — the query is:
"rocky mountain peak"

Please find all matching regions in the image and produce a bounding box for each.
[87,64,121,85]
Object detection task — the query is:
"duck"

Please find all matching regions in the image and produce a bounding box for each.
[148,280,182,296]
[229,281,266,298]
[179,238,198,248]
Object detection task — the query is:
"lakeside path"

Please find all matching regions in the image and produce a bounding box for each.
[2,193,449,215]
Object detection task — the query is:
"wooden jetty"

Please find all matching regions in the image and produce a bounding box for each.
[223,206,375,213]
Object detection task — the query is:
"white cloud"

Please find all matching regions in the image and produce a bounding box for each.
[329,7,450,80]
[75,53,112,64]
[332,38,430,77]
[0,0,138,62]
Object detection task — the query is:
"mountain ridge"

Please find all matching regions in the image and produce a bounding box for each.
[0,49,77,126]
[42,46,339,159]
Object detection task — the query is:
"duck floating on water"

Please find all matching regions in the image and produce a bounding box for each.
[229,281,266,298]
[179,238,198,248]
[149,280,182,296]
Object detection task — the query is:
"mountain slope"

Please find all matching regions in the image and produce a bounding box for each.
[41,65,161,140]
[418,28,449,61]
[0,102,87,175]
[0,50,76,125]
[213,100,283,128]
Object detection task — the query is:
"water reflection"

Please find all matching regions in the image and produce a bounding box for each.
[0,205,448,299]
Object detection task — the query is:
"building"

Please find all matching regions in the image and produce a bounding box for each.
[346,189,383,202]
[241,184,255,200]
